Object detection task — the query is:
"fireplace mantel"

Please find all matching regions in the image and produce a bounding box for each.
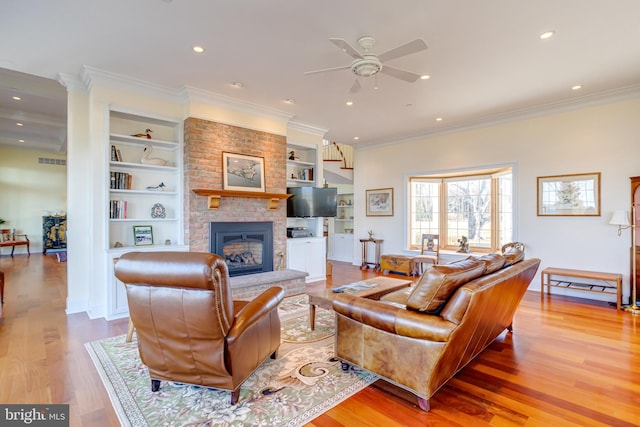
[192,189,292,210]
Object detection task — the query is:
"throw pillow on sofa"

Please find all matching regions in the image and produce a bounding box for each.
[406,258,486,313]
[472,253,506,274]
[502,247,524,267]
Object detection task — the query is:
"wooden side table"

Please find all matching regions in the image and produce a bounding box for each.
[360,238,383,270]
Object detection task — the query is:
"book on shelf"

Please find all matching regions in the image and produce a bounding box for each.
[109,200,127,219]
[110,145,122,162]
[332,281,378,293]
[109,171,132,189]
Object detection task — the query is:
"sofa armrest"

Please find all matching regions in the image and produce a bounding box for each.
[333,293,457,342]
[227,286,285,343]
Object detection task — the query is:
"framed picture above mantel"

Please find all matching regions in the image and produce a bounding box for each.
[222,152,266,192]
[537,172,600,216]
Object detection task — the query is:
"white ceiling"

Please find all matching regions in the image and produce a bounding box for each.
[2,0,640,153]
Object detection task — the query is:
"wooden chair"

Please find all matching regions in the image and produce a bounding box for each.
[413,234,440,276]
[0,229,30,257]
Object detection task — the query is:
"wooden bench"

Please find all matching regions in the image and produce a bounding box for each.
[381,254,417,276]
[540,267,623,310]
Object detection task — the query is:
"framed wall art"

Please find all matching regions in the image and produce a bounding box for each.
[366,188,394,216]
[222,152,265,192]
[537,172,600,216]
[133,225,154,246]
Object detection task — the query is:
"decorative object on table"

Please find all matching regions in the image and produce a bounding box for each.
[140,144,167,166]
[131,128,153,139]
[222,152,265,192]
[365,188,393,216]
[133,225,153,246]
[537,172,600,216]
[457,235,470,253]
[146,182,166,191]
[368,230,374,240]
[150,203,166,219]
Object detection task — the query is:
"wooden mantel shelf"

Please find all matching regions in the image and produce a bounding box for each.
[192,189,291,210]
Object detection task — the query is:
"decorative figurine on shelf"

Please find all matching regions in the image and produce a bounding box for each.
[141,144,167,166]
[131,128,153,139]
[114,241,123,248]
[288,150,298,160]
[457,235,470,253]
[146,182,166,191]
[368,230,374,240]
[151,203,166,219]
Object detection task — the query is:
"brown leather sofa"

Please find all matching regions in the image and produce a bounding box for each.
[114,251,285,405]
[333,251,540,411]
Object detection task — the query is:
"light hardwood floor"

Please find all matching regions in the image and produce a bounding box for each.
[0,254,638,426]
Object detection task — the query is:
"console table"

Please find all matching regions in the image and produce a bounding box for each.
[359,238,383,270]
[541,267,622,310]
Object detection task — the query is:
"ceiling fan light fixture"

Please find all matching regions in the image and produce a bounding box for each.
[351,58,382,77]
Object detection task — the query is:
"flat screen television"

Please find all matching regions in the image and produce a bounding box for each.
[287,187,337,217]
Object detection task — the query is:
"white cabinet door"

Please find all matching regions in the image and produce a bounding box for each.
[287,237,326,282]
[329,233,354,263]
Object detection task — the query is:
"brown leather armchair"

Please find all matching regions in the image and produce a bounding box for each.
[114,251,285,405]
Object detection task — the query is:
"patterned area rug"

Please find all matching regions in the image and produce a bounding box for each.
[86,295,377,427]
[279,294,335,343]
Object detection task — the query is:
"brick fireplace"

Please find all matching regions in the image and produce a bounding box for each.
[183,117,288,269]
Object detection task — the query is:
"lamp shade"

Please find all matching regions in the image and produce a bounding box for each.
[609,210,630,226]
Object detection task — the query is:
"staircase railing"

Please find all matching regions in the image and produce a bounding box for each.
[323,141,353,169]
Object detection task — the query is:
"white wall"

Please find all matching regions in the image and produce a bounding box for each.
[0,147,66,254]
[354,95,640,303]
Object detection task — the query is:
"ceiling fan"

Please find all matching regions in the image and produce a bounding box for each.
[304,36,428,93]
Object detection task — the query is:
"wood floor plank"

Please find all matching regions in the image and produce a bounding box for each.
[1,254,638,426]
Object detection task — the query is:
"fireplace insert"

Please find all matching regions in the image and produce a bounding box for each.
[209,221,274,277]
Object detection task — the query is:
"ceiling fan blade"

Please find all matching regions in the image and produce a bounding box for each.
[330,38,363,59]
[377,39,427,62]
[350,79,361,94]
[304,65,351,75]
[380,66,421,83]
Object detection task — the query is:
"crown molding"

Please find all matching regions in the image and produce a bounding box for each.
[288,120,328,137]
[180,86,294,124]
[80,66,183,101]
[57,72,88,93]
[359,83,640,150]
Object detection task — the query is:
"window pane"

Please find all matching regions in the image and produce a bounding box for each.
[409,180,439,248]
[446,178,491,249]
[498,174,513,247]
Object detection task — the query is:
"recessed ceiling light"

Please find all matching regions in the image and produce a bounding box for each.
[230,82,243,88]
[572,85,582,90]
[283,98,296,104]
[436,117,443,122]
[346,101,353,106]
[420,75,430,80]
[12,95,21,101]
[192,46,205,53]
[353,136,359,140]
[539,30,555,40]
[16,122,23,126]
[19,139,24,143]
